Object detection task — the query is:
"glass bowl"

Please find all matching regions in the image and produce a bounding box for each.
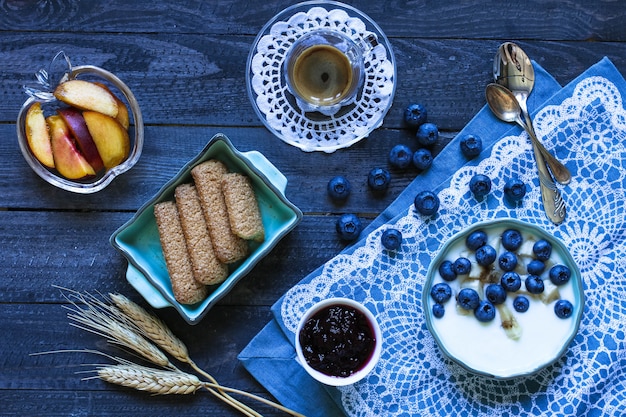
[16,58,143,194]
[110,133,303,324]
[423,218,584,379]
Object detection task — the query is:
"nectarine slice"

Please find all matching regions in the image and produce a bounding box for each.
[83,111,130,169]
[47,115,96,180]
[54,80,118,118]
[25,102,55,168]
[94,82,130,129]
[58,108,105,173]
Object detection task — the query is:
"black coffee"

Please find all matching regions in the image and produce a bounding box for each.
[291,45,353,106]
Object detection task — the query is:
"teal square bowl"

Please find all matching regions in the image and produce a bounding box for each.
[110,133,302,324]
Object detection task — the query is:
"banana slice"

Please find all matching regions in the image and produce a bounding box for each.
[496,303,522,341]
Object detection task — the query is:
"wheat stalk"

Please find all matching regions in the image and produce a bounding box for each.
[97,364,202,395]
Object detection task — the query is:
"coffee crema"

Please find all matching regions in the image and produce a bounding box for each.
[290,45,354,106]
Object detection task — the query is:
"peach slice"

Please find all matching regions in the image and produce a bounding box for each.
[58,108,105,173]
[94,82,130,129]
[47,115,96,180]
[25,102,55,168]
[83,111,130,169]
[54,80,118,118]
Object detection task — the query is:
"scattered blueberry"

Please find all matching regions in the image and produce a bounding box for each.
[327,176,351,201]
[335,213,362,241]
[389,144,413,169]
[525,275,545,294]
[533,239,553,261]
[453,257,472,275]
[513,295,530,313]
[475,244,497,266]
[381,228,402,250]
[504,177,527,202]
[469,174,492,199]
[501,271,522,292]
[457,288,480,310]
[501,229,523,251]
[466,230,488,250]
[498,251,518,272]
[527,259,546,276]
[432,303,445,318]
[549,264,571,286]
[485,283,507,305]
[404,103,427,127]
[414,190,440,216]
[368,168,391,192]
[459,134,483,158]
[438,260,457,281]
[474,300,496,322]
[554,299,574,319]
[412,148,433,171]
[430,282,452,304]
[416,122,439,146]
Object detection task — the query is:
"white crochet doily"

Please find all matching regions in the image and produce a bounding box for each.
[246,1,396,153]
[280,75,626,416]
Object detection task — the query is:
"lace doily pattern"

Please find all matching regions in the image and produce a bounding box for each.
[280,76,626,416]
[248,5,395,152]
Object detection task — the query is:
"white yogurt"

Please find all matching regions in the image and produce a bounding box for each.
[427,225,579,378]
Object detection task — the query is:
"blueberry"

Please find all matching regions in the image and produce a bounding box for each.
[525,275,545,294]
[504,177,527,202]
[381,228,402,250]
[513,295,530,313]
[335,213,362,241]
[469,174,492,199]
[466,230,488,250]
[475,245,497,266]
[389,144,413,169]
[453,257,472,275]
[474,300,496,322]
[498,251,518,272]
[554,299,574,319]
[416,122,439,146]
[414,190,440,216]
[457,288,480,310]
[485,283,507,305]
[404,103,427,127]
[501,229,523,251]
[368,168,391,192]
[412,148,433,171]
[459,134,483,158]
[549,264,571,286]
[533,239,553,261]
[500,271,522,292]
[432,303,445,318]
[438,260,457,281]
[327,176,351,201]
[527,259,546,275]
[430,282,452,304]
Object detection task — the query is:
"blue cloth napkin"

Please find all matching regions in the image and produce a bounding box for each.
[240,58,626,416]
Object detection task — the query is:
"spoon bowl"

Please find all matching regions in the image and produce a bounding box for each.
[493,42,571,185]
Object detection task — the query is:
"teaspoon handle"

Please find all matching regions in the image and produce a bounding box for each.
[531,139,566,224]
[521,110,572,185]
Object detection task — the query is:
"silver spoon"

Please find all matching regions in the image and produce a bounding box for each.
[494,42,571,185]
[486,83,565,224]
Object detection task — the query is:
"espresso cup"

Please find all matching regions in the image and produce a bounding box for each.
[284,30,373,115]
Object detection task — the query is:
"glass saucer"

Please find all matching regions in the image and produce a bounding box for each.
[246,1,396,153]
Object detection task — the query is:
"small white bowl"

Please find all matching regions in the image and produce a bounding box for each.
[295,297,382,386]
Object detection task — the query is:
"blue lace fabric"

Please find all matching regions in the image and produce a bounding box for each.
[240,58,626,417]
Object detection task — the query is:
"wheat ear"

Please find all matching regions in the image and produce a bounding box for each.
[97,364,202,395]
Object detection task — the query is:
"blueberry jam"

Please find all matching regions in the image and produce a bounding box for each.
[299,304,376,378]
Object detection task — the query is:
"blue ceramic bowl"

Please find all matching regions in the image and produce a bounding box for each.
[423,218,584,379]
[110,134,302,324]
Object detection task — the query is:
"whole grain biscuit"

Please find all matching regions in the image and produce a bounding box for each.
[222,173,265,242]
[154,201,208,305]
[191,160,248,264]
[175,183,229,285]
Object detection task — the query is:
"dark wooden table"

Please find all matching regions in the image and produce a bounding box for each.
[2,1,625,415]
